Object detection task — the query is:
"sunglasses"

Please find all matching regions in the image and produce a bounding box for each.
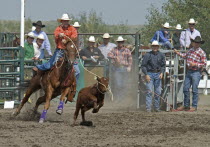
[189,24,195,26]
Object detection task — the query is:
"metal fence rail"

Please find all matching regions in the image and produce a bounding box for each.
[0,46,24,105]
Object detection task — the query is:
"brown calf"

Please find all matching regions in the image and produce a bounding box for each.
[73,77,109,126]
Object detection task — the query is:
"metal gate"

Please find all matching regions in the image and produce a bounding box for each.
[0,46,24,105]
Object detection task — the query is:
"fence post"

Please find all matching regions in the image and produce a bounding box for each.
[19,46,24,84]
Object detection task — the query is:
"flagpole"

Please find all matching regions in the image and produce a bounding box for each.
[20,0,25,47]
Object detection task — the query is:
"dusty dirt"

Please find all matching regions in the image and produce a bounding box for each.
[1,98,210,147]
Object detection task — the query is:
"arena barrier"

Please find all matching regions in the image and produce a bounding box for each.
[0,46,24,105]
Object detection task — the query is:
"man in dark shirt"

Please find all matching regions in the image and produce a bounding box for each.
[141,40,166,112]
[172,24,182,49]
[80,36,104,65]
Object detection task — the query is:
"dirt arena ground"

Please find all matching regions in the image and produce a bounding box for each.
[0,95,210,147]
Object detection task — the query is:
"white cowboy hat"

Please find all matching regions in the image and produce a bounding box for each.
[57,13,72,22]
[162,22,171,28]
[176,24,182,30]
[116,36,127,42]
[37,34,45,40]
[73,22,81,27]
[25,32,35,38]
[88,36,95,42]
[31,26,36,31]
[151,40,160,46]
[103,33,112,39]
[188,18,197,24]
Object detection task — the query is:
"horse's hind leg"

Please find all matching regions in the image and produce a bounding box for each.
[13,82,41,116]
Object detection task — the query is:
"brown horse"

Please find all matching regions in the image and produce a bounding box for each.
[13,39,78,123]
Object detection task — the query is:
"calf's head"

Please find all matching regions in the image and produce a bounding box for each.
[96,77,109,93]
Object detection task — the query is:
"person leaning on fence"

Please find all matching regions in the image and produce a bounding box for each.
[174,36,207,112]
[32,21,52,58]
[151,22,174,50]
[32,13,78,78]
[107,36,132,102]
[73,22,84,51]
[172,24,182,49]
[98,33,117,59]
[32,34,45,60]
[24,32,35,60]
[180,18,201,49]
[72,21,84,91]
[141,40,166,112]
[79,36,104,65]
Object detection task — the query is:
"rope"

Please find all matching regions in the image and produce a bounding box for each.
[64,35,114,101]
[139,77,177,111]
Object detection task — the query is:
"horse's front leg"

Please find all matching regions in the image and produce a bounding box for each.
[56,88,70,115]
[39,86,54,123]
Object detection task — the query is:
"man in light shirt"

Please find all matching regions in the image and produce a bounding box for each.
[32,21,52,58]
[180,18,201,49]
[98,33,116,59]
[33,34,45,60]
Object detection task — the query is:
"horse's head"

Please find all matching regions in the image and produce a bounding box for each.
[64,38,78,64]
[96,76,109,93]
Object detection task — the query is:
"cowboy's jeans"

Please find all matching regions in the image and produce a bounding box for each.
[37,48,80,83]
[162,41,173,49]
[37,48,64,71]
[112,66,128,101]
[39,49,45,59]
[145,72,162,111]
[73,63,80,83]
[183,70,201,108]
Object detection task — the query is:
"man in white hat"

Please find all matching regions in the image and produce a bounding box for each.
[33,13,78,73]
[151,22,173,49]
[32,20,52,58]
[98,33,116,59]
[108,36,132,102]
[172,24,183,49]
[80,36,104,65]
[141,40,166,112]
[32,34,45,60]
[24,32,35,60]
[73,22,84,51]
[180,18,201,49]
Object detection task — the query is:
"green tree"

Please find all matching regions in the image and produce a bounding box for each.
[142,0,210,59]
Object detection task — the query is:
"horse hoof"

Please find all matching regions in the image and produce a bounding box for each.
[12,111,19,117]
[56,109,63,115]
[39,118,45,123]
